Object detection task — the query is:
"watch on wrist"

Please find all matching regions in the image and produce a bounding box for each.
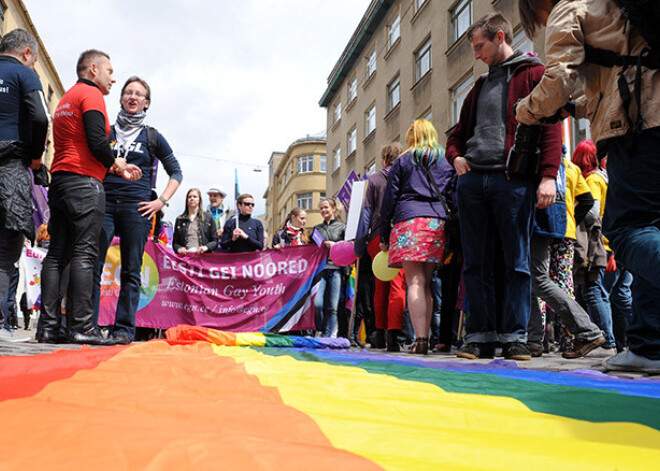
[158,195,169,207]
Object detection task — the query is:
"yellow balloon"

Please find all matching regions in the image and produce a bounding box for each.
[372,251,400,282]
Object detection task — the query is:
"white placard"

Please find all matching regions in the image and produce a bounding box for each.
[345,180,367,241]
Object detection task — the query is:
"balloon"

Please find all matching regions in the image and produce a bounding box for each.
[330,241,357,266]
[372,251,400,282]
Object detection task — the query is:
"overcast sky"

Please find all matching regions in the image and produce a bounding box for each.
[23,0,371,220]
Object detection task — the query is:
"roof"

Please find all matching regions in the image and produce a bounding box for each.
[319,0,394,108]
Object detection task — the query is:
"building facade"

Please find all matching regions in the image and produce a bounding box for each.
[320,0,590,197]
[263,136,327,244]
[1,0,65,166]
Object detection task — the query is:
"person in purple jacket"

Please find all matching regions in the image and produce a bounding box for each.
[380,119,457,354]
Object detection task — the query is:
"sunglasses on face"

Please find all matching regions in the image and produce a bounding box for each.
[241,202,255,207]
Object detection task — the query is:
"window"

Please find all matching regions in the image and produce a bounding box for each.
[47,85,53,104]
[451,74,473,126]
[367,162,376,175]
[451,0,472,43]
[297,192,313,210]
[513,28,534,55]
[320,154,327,173]
[422,108,432,122]
[333,101,342,124]
[414,0,428,12]
[348,76,357,103]
[415,38,432,83]
[347,128,357,155]
[388,14,400,49]
[298,155,313,174]
[320,192,326,200]
[365,104,376,136]
[333,146,341,171]
[366,48,376,78]
[387,75,400,112]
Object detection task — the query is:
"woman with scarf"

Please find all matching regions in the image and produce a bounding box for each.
[272,208,309,248]
[92,76,183,345]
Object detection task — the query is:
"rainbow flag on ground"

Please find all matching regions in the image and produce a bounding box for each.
[1,332,658,469]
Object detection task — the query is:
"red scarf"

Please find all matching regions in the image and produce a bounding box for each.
[286,221,303,246]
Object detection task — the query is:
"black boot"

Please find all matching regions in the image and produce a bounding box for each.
[69,326,114,346]
[369,329,386,348]
[386,329,401,352]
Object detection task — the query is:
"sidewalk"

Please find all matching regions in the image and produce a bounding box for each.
[1,326,656,380]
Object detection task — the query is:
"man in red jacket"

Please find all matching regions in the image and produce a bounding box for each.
[39,50,141,345]
[445,13,562,361]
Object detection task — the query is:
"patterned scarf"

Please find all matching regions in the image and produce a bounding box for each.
[285,221,303,246]
[115,109,147,158]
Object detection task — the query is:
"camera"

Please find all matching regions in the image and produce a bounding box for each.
[506,123,542,178]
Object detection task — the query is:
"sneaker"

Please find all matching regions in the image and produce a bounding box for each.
[602,350,660,374]
[561,336,606,359]
[502,342,532,361]
[0,327,31,343]
[457,342,495,359]
[527,341,543,358]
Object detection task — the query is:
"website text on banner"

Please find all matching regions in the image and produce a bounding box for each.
[98,242,326,332]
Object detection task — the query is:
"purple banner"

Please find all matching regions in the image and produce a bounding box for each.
[336,170,359,211]
[98,242,327,332]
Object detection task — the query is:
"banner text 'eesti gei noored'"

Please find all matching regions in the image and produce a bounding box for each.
[97,242,326,332]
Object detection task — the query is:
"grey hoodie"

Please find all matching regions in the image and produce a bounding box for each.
[464,52,542,170]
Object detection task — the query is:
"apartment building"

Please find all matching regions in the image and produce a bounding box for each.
[263,135,327,243]
[1,0,65,166]
[320,0,590,197]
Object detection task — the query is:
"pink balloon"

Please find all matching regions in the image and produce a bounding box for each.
[330,241,357,266]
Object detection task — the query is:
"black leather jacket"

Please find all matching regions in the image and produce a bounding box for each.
[172,210,218,253]
[313,219,346,270]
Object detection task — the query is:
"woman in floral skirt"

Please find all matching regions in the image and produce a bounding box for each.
[380,120,456,354]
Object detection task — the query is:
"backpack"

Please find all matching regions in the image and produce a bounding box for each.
[584,0,660,137]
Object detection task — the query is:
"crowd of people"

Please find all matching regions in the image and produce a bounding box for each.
[0,0,658,374]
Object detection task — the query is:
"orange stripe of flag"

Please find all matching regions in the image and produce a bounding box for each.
[0,341,380,470]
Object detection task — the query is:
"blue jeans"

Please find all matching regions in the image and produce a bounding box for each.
[314,269,342,337]
[605,267,633,351]
[576,269,615,348]
[41,173,105,334]
[457,171,535,344]
[92,199,152,339]
[603,127,660,360]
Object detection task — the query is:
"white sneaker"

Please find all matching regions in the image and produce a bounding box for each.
[0,328,31,343]
[602,350,660,375]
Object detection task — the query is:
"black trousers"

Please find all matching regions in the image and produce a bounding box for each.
[41,173,104,334]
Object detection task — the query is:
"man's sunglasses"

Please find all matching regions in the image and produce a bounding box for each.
[241,202,255,207]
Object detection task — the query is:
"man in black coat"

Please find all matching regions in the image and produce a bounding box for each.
[0,29,49,343]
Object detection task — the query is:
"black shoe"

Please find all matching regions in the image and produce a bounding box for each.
[38,329,62,344]
[109,333,132,345]
[69,327,113,346]
[527,341,543,358]
[369,329,386,349]
[456,342,495,359]
[386,329,401,352]
[503,342,532,361]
